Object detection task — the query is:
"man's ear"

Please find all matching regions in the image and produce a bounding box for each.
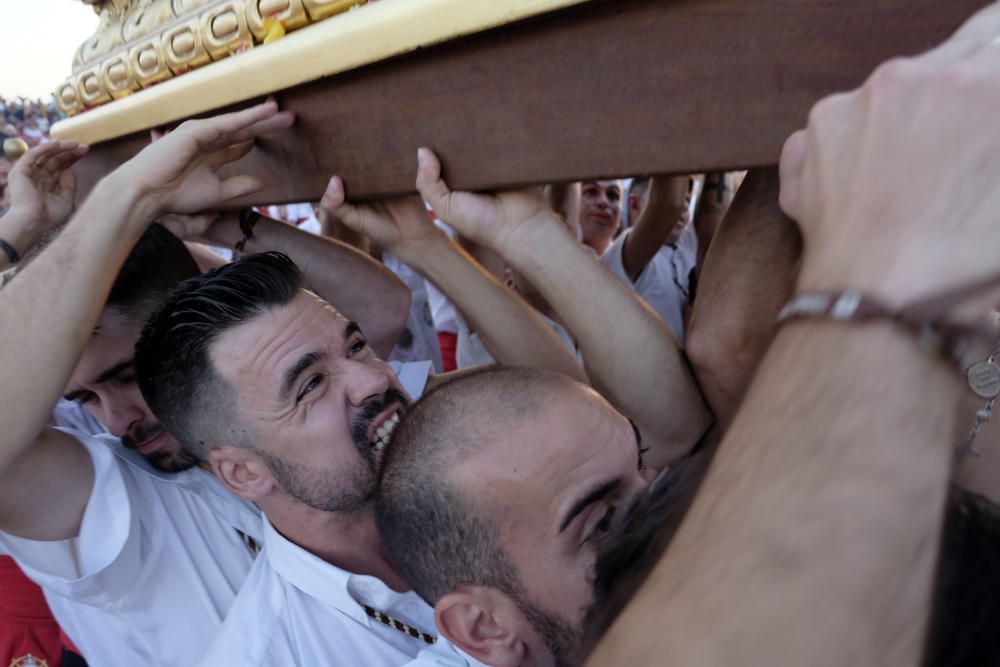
[435,586,526,667]
[209,445,274,502]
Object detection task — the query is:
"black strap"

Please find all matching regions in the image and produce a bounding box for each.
[234,210,261,255]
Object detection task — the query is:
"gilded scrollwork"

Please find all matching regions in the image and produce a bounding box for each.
[57,0,368,116]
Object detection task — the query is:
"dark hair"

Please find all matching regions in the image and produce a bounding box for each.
[107,223,201,322]
[134,251,304,461]
[628,177,651,205]
[4,223,197,300]
[584,450,709,647]
[923,489,1000,666]
[376,366,575,605]
[585,475,1000,667]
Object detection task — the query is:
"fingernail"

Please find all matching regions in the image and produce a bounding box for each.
[417,148,429,165]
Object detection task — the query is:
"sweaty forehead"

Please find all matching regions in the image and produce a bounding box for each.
[210,290,347,387]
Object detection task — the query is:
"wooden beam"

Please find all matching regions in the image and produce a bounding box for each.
[72,0,988,205]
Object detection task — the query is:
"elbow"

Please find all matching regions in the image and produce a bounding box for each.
[685,320,761,426]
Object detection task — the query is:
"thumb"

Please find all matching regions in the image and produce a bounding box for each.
[415,148,452,216]
[321,176,364,231]
[319,176,347,215]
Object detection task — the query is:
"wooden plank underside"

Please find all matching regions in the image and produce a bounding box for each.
[72,0,988,205]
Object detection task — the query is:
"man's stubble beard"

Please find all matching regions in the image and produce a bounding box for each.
[263,387,410,513]
[147,447,201,473]
[513,588,583,667]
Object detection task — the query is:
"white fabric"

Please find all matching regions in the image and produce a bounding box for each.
[455,312,579,370]
[50,399,107,436]
[601,229,688,342]
[262,203,322,236]
[426,281,458,335]
[0,429,263,666]
[388,360,433,402]
[199,515,438,666]
[384,252,443,372]
[405,637,491,667]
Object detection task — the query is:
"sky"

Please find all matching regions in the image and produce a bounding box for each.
[0,1,99,99]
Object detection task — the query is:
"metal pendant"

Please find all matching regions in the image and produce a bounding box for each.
[968,361,1000,398]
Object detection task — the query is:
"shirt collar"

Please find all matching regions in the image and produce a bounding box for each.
[261,518,436,636]
[262,518,368,624]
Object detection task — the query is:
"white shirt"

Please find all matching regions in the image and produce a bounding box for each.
[0,429,263,666]
[455,312,580,370]
[384,252,444,372]
[50,399,106,435]
[601,229,688,342]
[199,519,439,666]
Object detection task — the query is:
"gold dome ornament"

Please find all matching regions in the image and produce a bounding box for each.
[3,138,29,160]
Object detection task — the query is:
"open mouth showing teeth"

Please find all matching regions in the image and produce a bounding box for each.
[371,411,402,452]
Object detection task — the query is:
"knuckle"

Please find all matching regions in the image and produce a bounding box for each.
[777,182,799,219]
[868,57,914,90]
[806,93,843,130]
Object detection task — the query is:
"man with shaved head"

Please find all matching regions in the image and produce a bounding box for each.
[378,366,650,666]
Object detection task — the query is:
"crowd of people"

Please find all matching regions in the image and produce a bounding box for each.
[0,97,62,148]
[1,4,1000,666]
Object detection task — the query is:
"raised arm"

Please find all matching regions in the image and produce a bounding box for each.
[416,151,710,467]
[693,171,740,267]
[0,102,293,539]
[322,177,586,385]
[684,168,802,426]
[0,140,89,270]
[197,204,410,359]
[620,175,690,282]
[589,6,1000,663]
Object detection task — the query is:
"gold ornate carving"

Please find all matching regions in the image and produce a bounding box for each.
[57,0,368,116]
[129,39,173,87]
[199,2,252,60]
[246,0,308,39]
[302,0,363,22]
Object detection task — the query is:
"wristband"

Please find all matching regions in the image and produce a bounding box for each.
[234,209,261,256]
[0,237,19,264]
[778,271,1000,368]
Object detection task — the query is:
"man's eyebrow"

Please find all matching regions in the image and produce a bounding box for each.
[94,358,135,385]
[281,350,329,401]
[559,478,622,534]
[62,358,134,402]
[344,321,361,340]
